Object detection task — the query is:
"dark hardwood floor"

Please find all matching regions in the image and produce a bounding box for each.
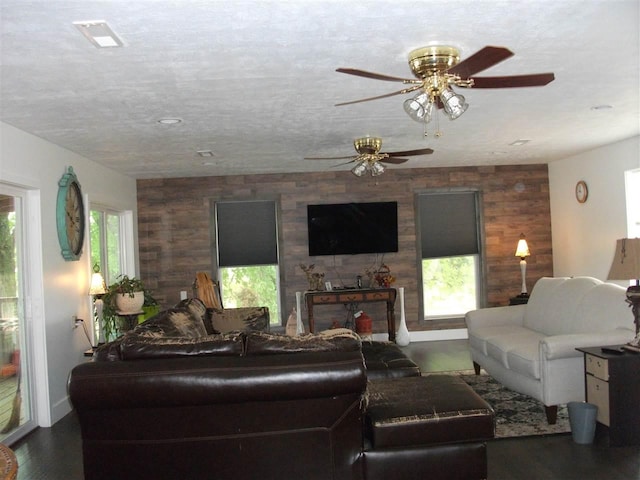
[8,340,640,479]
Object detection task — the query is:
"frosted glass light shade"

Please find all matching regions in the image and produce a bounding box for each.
[440,89,468,120]
[403,93,433,123]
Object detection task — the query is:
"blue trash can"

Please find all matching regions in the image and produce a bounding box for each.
[567,401,598,444]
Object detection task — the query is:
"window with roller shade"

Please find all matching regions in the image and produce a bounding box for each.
[214,200,281,325]
[417,191,483,320]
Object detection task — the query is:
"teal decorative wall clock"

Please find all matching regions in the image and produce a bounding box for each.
[56,166,85,261]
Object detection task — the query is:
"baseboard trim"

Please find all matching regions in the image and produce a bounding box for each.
[372,328,468,342]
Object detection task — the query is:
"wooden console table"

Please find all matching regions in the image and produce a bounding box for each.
[305,288,397,341]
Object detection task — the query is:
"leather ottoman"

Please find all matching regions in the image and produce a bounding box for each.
[363,374,495,480]
[361,341,421,380]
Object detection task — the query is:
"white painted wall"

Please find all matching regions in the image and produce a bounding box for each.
[548,136,640,282]
[0,121,138,426]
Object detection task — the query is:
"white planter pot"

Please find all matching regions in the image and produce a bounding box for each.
[115,291,145,314]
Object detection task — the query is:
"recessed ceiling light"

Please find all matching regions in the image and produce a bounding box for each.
[509,139,530,146]
[157,118,182,125]
[590,105,613,111]
[73,20,123,48]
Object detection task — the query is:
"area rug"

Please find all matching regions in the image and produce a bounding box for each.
[433,370,570,439]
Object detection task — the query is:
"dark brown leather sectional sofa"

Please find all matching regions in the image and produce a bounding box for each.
[68,298,494,480]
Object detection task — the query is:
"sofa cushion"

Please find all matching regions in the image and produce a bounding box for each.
[135,308,208,338]
[484,330,545,373]
[361,341,421,379]
[244,331,361,355]
[506,341,542,379]
[209,306,270,333]
[468,325,531,356]
[119,332,245,360]
[174,298,215,333]
[523,277,600,335]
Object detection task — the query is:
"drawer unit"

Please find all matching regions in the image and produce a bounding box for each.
[337,293,364,303]
[577,346,640,446]
[585,354,609,381]
[586,374,610,425]
[310,294,338,304]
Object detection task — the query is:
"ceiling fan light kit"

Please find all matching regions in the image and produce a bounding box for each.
[308,44,553,177]
[304,136,434,177]
[335,44,554,132]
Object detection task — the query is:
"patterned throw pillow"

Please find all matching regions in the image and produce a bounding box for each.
[135,307,208,338]
[210,307,270,333]
[244,331,361,355]
[119,332,245,360]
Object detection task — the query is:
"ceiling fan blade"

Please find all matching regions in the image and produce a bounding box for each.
[447,46,514,78]
[333,160,356,168]
[304,155,357,160]
[336,68,417,83]
[384,148,434,157]
[335,85,422,106]
[470,73,555,88]
[380,157,409,164]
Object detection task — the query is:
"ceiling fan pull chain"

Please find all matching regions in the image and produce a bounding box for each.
[434,107,442,138]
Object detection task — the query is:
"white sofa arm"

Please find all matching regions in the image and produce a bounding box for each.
[465,304,526,329]
[541,328,636,360]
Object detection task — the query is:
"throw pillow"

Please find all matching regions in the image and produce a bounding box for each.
[210,306,270,333]
[119,332,245,360]
[244,331,361,355]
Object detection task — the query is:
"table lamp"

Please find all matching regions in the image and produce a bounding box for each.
[89,265,107,344]
[515,233,531,296]
[607,238,640,335]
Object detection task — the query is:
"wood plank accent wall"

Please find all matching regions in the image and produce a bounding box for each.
[137,164,553,333]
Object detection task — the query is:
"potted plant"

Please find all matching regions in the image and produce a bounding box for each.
[102,275,158,340]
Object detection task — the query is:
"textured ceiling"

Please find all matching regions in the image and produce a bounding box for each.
[1,0,639,179]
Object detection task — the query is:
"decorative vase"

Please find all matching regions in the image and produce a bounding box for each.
[295,291,305,334]
[395,287,410,346]
[285,308,298,336]
[115,291,144,314]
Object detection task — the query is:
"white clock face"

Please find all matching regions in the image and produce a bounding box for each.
[66,182,84,254]
[576,181,588,203]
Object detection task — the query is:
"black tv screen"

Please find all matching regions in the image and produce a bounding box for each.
[307,202,399,256]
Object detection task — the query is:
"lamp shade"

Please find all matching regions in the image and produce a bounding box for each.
[607,238,640,281]
[515,235,530,258]
[89,271,107,295]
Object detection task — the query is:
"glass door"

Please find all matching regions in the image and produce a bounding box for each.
[0,189,36,443]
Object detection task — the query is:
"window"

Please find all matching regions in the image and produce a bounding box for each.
[417,191,482,320]
[214,200,281,325]
[89,208,123,285]
[626,168,640,237]
[89,207,127,342]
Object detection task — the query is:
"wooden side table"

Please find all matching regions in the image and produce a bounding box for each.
[305,288,397,341]
[576,346,640,446]
[117,310,143,332]
[509,294,529,305]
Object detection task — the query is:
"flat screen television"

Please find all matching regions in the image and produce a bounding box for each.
[307,201,398,256]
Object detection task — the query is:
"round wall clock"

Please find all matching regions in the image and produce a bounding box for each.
[56,166,86,261]
[575,180,588,203]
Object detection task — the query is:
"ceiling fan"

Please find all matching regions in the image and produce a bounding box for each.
[335,45,555,130]
[305,136,433,177]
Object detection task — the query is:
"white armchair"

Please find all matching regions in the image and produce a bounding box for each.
[466,277,635,423]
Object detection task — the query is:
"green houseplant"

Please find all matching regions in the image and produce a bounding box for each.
[102,275,158,341]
